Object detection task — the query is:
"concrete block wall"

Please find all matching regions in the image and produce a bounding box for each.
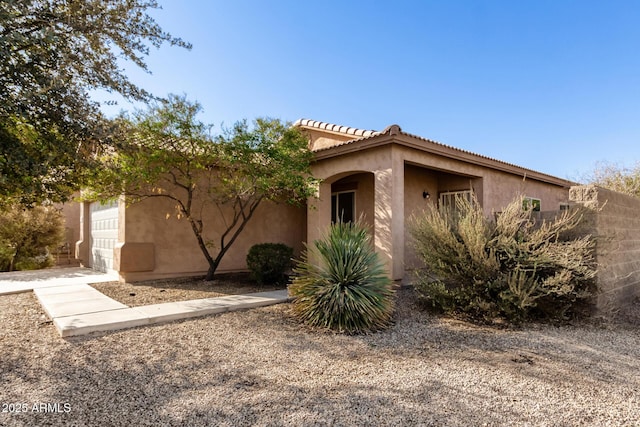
[570,185,640,312]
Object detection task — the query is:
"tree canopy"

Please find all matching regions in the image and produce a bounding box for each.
[587,161,640,198]
[0,0,190,206]
[89,95,318,279]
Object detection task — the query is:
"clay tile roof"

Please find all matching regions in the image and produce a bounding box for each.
[304,119,497,160]
[294,118,379,139]
[295,118,573,186]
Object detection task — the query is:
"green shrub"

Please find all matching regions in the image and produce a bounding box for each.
[410,195,596,323]
[289,220,395,334]
[0,204,65,272]
[246,243,294,284]
[0,243,13,271]
[14,253,54,271]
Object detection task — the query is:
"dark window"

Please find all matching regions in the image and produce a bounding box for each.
[331,191,355,223]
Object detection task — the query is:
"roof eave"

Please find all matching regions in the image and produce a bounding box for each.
[313,131,575,188]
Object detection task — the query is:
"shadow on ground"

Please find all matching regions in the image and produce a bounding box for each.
[1,288,639,426]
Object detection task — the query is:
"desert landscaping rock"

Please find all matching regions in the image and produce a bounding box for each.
[1,287,639,426]
[91,275,285,307]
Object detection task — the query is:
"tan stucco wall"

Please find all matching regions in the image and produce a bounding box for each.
[402,162,569,272]
[57,199,81,249]
[401,151,569,273]
[480,171,569,214]
[396,145,569,214]
[53,198,81,264]
[116,196,306,282]
[304,128,359,151]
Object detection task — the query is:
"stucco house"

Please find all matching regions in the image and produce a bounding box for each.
[75,119,573,282]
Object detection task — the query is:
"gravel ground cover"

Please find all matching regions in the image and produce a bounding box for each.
[90,274,285,307]
[1,286,639,426]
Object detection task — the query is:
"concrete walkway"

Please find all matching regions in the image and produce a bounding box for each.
[0,267,117,295]
[35,285,289,337]
[1,268,290,337]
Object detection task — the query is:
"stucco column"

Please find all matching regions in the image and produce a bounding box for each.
[374,156,404,280]
[75,201,90,267]
[115,195,155,281]
[306,181,332,251]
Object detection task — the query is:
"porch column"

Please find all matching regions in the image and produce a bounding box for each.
[374,158,404,280]
[306,181,332,252]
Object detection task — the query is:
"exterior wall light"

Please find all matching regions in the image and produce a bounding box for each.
[423,191,430,199]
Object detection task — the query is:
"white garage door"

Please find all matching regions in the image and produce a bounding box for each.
[90,200,119,273]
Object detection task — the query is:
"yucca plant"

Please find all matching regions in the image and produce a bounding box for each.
[289,219,395,334]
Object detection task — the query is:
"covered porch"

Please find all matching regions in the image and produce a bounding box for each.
[307,145,481,281]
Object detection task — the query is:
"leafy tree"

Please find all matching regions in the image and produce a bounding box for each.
[88,95,318,280]
[0,0,190,206]
[587,161,640,198]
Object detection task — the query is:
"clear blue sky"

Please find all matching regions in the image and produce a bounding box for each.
[95,0,640,181]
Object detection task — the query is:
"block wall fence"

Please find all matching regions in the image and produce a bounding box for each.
[570,185,640,312]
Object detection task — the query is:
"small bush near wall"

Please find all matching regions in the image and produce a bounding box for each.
[246,243,294,285]
[289,220,395,334]
[0,205,65,272]
[409,195,596,324]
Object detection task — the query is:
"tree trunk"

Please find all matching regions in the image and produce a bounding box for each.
[205,264,216,281]
[186,216,219,281]
[186,197,263,282]
[8,246,19,272]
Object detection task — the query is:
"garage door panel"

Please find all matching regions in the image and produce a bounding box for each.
[90,200,119,273]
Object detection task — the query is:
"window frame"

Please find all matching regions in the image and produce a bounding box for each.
[523,196,541,212]
[439,190,473,210]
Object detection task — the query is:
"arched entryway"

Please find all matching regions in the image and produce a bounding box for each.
[330,173,375,227]
[307,160,405,281]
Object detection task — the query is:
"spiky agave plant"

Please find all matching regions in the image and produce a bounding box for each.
[289,220,395,334]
